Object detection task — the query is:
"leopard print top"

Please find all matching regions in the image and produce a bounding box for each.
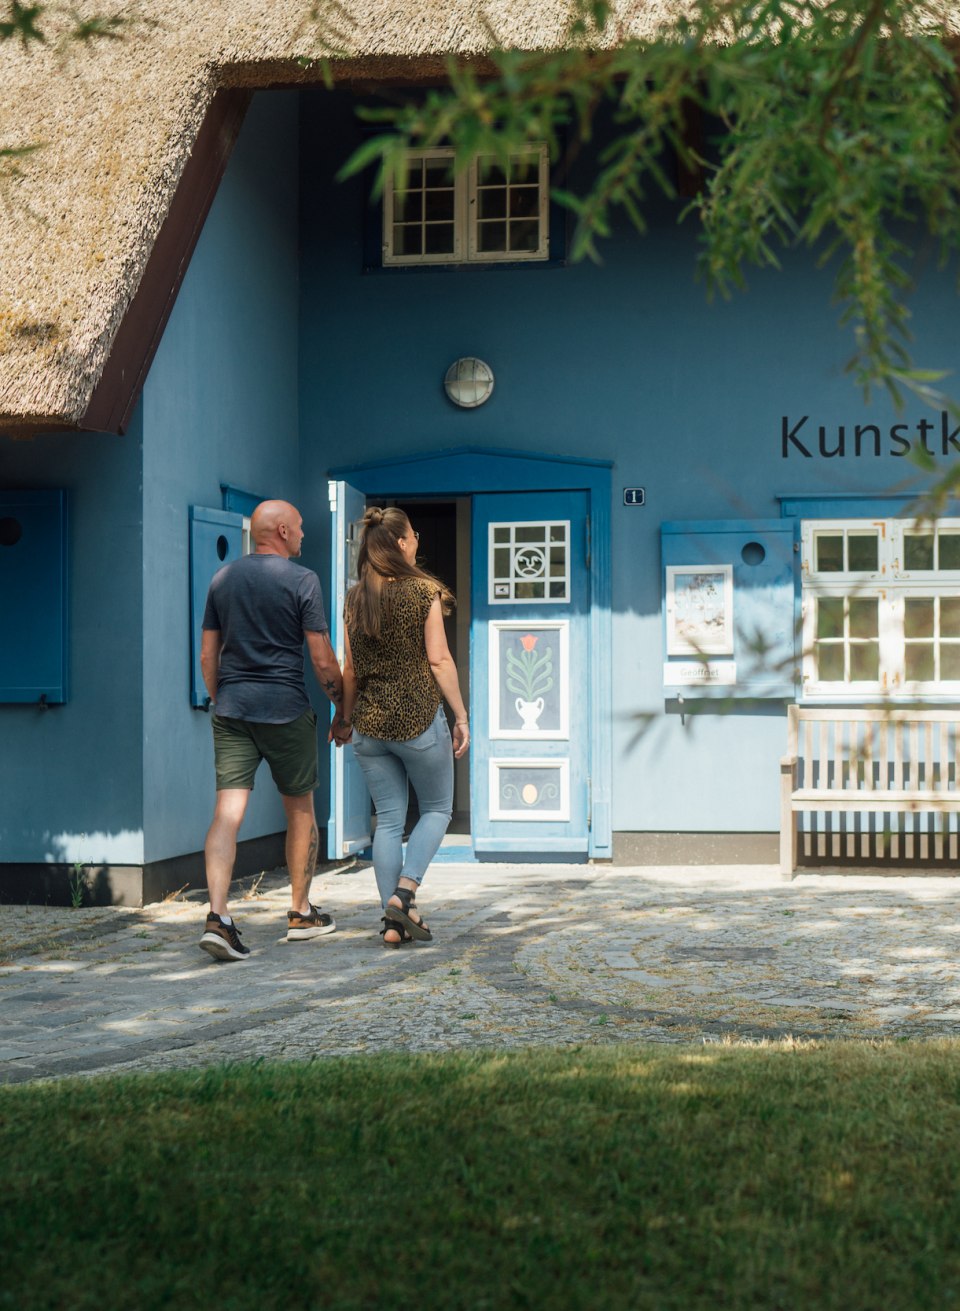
[348,576,442,741]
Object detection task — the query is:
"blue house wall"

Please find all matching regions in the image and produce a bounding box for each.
[0,90,301,889]
[297,89,960,836]
[4,84,959,895]
[140,90,302,863]
[0,420,144,866]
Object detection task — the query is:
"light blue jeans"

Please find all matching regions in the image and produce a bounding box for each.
[351,708,454,909]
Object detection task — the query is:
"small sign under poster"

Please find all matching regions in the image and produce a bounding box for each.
[663,661,737,687]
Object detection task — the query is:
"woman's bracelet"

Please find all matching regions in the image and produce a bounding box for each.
[455,718,469,726]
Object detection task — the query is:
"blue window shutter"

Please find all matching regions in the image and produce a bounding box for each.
[220,484,264,517]
[189,506,243,708]
[661,519,799,699]
[0,490,68,704]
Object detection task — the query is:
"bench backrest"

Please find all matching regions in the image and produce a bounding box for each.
[787,706,960,795]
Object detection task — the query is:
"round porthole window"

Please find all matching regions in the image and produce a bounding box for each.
[444,358,495,409]
[0,517,23,547]
[741,541,766,566]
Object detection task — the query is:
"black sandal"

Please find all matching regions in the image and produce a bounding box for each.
[380,916,413,948]
[384,886,433,942]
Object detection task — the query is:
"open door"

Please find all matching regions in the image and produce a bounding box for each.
[471,490,591,856]
[327,480,372,858]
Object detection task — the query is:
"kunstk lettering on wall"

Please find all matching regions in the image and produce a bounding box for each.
[781,412,960,459]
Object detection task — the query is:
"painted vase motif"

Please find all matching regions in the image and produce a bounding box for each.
[515,696,545,733]
[505,634,554,733]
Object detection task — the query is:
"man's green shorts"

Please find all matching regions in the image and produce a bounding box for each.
[212,709,319,796]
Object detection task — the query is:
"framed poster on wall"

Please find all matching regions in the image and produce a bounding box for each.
[665,564,734,656]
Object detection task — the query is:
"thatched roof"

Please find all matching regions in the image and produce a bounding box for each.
[1,2,957,437]
[0,1,689,437]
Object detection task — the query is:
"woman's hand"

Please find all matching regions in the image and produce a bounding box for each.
[453,719,470,758]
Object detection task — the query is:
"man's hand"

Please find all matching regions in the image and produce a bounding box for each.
[329,715,353,747]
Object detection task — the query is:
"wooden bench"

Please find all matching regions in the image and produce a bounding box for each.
[780,706,960,876]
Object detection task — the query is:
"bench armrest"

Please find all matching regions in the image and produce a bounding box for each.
[780,754,798,772]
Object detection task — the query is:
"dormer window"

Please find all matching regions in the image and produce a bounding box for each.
[382,146,550,266]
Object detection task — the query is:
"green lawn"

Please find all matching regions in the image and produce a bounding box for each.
[3,1041,960,1310]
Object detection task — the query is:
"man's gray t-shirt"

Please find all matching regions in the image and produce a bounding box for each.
[202,554,328,723]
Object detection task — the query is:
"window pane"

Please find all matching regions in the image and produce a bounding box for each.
[394,191,422,222]
[550,546,565,573]
[478,188,506,219]
[942,598,960,637]
[904,597,934,638]
[494,527,510,544]
[424,159,454,187]
[850,642,879,681]
[424,223,455,254]
[940,534,960,569]
[424,190,454,221]
[849,598,878,638]
[510,186,539,218]
[550,526,565,541]
[477,221,507,252]
[510,154,539,183]
[817,643,844,681]
[401,159,423,189]
[817,597,844,639]
[905,533,935,570]
[905,645,935,682]
[816,535,844,572]
[942,645,960,680]
[393,224,422,256]
[477,157,506,186]
[848,534,879,571]
[493,548,511,577]
[509,220,540,252]
[515,526,544,543]
[516,580,545,599]
[549,580,566,598]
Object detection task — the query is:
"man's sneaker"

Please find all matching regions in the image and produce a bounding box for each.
[199,913,251,962]
[287,903,337,941]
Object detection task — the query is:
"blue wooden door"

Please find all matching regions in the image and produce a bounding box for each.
[327,480,372,857]
[471,490,591,856]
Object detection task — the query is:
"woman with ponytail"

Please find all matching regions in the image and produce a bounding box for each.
[340,506,469,946]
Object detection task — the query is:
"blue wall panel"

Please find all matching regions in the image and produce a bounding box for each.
[298,90,960,835]
[140,90,301,863]
[0,421,145,865]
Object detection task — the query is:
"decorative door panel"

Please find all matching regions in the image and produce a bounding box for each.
[472,491,590,854]
[327,480,372,858]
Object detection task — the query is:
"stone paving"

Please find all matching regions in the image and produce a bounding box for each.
[2,859,960,1084]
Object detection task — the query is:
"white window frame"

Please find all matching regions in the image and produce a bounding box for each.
[801,517,960,699]
[383,145,550,267]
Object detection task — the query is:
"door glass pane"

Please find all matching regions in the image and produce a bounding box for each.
[850,642,879,681]
[904,597,934,638]
[847,534,879,572]
[905,533,935,570]
[816,535,844,572]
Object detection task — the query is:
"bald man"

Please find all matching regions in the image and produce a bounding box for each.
[198,500,351,961]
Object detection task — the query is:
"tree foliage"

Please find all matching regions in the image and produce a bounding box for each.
[341,0,960,411]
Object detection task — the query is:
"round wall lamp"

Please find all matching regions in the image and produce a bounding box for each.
[444,357,495,409]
